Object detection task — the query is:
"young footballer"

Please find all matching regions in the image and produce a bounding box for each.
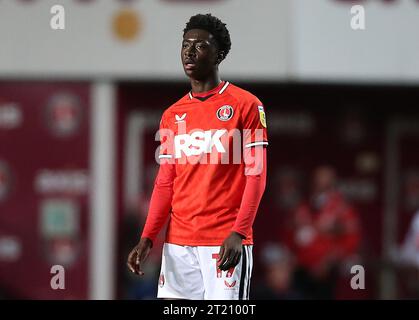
[127,13,268,300]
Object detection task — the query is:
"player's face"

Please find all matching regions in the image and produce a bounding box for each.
[181,29,219,80]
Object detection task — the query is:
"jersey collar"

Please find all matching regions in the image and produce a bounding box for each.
[188,81,230,100]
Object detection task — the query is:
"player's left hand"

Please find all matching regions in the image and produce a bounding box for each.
[218,232,244,271]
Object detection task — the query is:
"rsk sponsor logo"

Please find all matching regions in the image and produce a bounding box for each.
[174,129,226,158]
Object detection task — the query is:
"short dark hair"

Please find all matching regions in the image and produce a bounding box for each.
[183,13,231,61]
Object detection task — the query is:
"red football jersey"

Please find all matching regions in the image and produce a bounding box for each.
[158,81,268,246]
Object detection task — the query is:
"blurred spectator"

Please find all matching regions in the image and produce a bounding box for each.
[285,166,361,299]
[251,243,303,300]
[274,168,302,213]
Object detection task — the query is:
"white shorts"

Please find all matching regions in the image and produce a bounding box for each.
[157,243,253,300]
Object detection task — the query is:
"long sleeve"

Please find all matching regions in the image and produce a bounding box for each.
[141,161,176,243]
[141,110,176,243]
[232,147,267,238]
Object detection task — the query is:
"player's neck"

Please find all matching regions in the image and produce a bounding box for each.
[189,74,221,94]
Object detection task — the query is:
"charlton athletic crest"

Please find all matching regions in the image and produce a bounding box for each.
[216,105,234,121]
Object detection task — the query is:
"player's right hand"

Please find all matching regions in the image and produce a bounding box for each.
[127,237,153,276]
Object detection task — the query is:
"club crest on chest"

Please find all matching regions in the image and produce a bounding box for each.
[216,105,234,121]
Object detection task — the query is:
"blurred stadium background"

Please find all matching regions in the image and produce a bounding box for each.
[1,0,419,300]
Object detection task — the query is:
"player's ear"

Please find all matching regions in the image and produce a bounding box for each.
[217,51,225,65]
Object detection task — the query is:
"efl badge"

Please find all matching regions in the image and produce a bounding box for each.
[258,105,267,128]
[216,105,234,121]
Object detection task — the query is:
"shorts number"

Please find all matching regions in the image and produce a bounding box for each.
[212,253,236,278]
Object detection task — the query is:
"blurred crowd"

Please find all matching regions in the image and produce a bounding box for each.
[121,165,419,300]
[252,166,361,299]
